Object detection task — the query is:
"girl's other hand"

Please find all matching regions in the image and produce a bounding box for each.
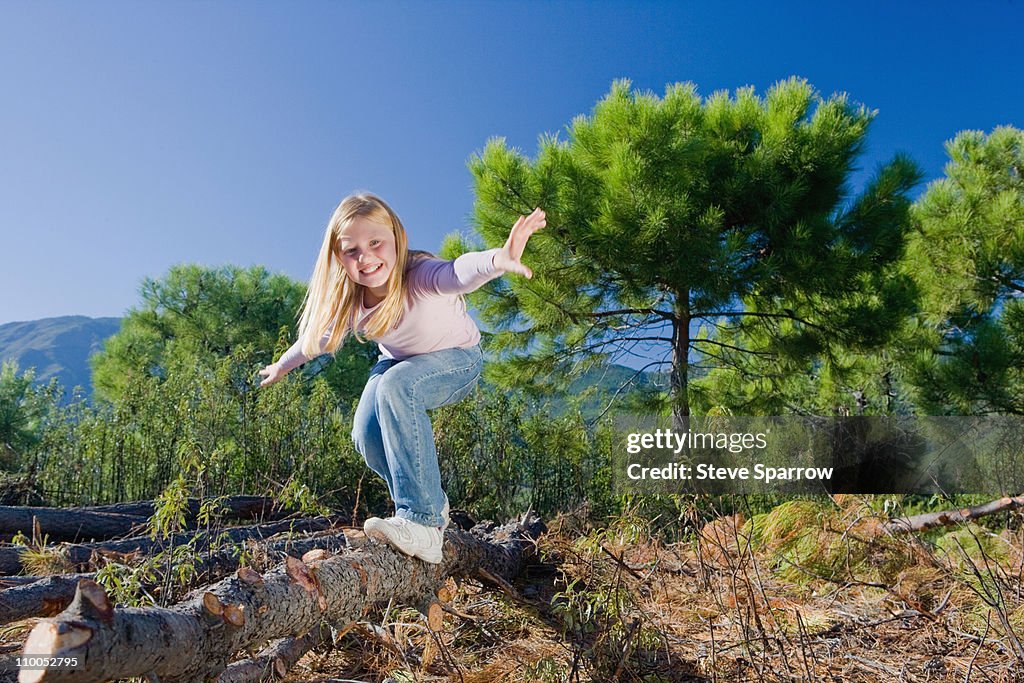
[494,207,546,278]
[258,362,286,388]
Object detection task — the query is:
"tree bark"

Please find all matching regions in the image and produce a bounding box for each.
[75,496,282,522]
[0,516,341,575]
[0,509,146,545]
[0,529,351,625]
[0,574,94,625]
[882,495,1024,533]
[0,497,287,544]
[671,289,691,430]
[17,516,544,683]
[216,625,332,683]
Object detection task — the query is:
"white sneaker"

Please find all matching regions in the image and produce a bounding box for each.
[364,516,444,564]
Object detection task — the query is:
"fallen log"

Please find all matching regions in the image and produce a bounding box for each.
[883,494,1024,533]
[0,530,351,625]
[0,496,290,544]
[0,575,95,624]
[0,577,79,589]
[76,496,283,522]
[216,624,332,683]
[18,516,545,682]
[0,516,341,575]
[0,508,145,544]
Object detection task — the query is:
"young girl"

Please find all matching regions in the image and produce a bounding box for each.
[258,192,545,564]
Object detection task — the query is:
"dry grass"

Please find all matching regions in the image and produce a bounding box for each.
[283,500,1024,682]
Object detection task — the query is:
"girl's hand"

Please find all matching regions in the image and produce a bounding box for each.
[257,362,286,388]
[493,208,546,278]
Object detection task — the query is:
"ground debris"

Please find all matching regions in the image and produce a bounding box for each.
[279,504,1024,682]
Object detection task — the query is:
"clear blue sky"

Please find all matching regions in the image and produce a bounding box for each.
[1,1,1021,324]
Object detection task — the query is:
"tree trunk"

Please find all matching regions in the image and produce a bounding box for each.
[0,574,94,625]
[17,516,545,683]
[76,496,284,524]
[216,625,332,683]
[0,509,146,544]
[671,289,691,430]
[0,496,287,543]
[0,516,341,575]
[0,529,351,625]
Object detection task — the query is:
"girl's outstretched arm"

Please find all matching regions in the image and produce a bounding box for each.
[492,207,546,278]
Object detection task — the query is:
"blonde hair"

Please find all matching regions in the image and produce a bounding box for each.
[297,192,419,357]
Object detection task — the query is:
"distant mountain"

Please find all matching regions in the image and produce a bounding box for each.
[0,316,122,399]
[530,362,667,421]
[568,362,666,395]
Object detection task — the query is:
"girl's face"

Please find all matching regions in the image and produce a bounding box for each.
[337,216,398,303]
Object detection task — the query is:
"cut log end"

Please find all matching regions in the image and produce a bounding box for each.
[236,566,264,586]
[21,619,94,682]
[427,602,444,631]
[223,603,246,627]
[203,592,224,617]
[285,557,316,593]
[301,548,331,563]
[75,579,114,624]
[19,667,44,683]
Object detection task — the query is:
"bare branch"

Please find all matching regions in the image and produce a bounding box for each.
[696,309,828,332]
[591,308,675,320]
[883,495,1024,534]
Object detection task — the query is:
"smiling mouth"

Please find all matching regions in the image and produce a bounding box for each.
[361,263,384,275]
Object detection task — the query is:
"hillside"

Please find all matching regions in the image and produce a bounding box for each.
[0,315,121,398]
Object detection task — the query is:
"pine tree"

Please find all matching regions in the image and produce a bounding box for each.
[0,361,58,469]
[458,78,920,423]
[906,126,1024,414]
[91,264,375,403]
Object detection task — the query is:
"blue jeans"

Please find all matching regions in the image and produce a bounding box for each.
[351,345,482,527]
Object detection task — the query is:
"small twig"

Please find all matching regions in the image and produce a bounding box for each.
[610,618,640,681]
[708,617,718,683]
[599,544,646,582]
[966,611,991,683]
[846,654,900,677]
[477,567,530,605]
[793,610,814,682]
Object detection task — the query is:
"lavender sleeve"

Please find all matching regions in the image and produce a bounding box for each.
[412,248,502,295]
[276,330,331,373]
